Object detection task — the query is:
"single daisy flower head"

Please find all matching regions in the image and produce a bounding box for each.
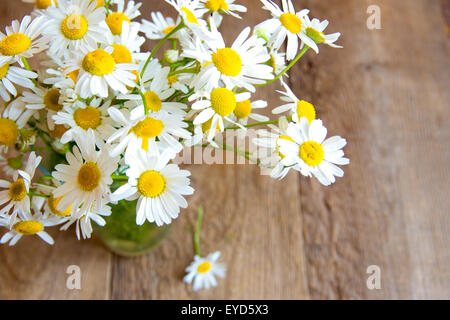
[259,0,311,58]
[106,0,142,36]
[278,118,350,186]
[230,98,269,125]
[52,98,116,147]
[140,12,182,40]
[64,45,138,98]
[0,151,41,219]
[185,24,274,92]
[51,129,119,216]
[302,15,342,52]
[43,0,109,57]
[166,0,211,38]
[253,116,299,179]
[107,107,191,157]
[0,15,48,67]
[60,204,111,239]
[268,49,286,75]
[119,69,187,117]
[198,0,247,24]
[0,210,61,246]
[106,21,146,64]
[192,86,250,141]
[0,98,35,152]
[184,251,226,291]
[111,149,194,226]
[0,61,38,102]
[273,81,316,124]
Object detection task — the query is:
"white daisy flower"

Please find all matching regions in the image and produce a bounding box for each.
[192,87,250,141]
[0,210,61,246]
[106,21,146,64]
[165,0,212,39]
[0,98,35,152]
[137,55,162,84]
[60,204,111,239]
[53,98,116,147]
[268,49,286,75]
[140,12,183,40]
[184,24,274,92]
[21,86,65,129]
[273,81,316,124]
[230,98,269,126]
[198,0,247,20]
[0,15,48,67]
[106,0,142,36]
[111,149,194,226]
[107,107,191,157]
[119,70,187,117]
[259,0,311,58]
[278,118,350,186]
[302,15,342,52]
[0,151,41,219]
[183,251,226,291]
[64,45,138,98]
[51,129,119,216]
[0,61,38,102]
[252,116,299,179]
[43,0,109,57]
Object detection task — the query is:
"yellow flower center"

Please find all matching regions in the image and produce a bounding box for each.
[277,135,294,159]
[163,26,176,34]
[49,124,69,139]
[43,88,63,112]
[0,33,31,56]
[167,74,178,85]
[300,141,324,166]
[181,7,199,25]
[296,100,316,123]
[306,27,325,44]
[137,170,166,198]
[77,162,101,192]
[13,221,43,235]
[205,0,228,12]
[106,12,130,35]
[73,106,102,130]
[234,99,252,119]
[212,48,242,77]
[132,117,164,151]
[9,179,27,202]
[0,63,9,79]
[210,87,236,117]
[280,13,302,34]
[0,118,18,147]
[82,49,116,76]
[269,54,277,72]
[48,195,72,217]
[201,118,220,134]
[61,14,88,40]
[111,44,132,64]
[197,261,212,274]
[89,0,104,9]
[36,0,54,9]
[144,91,162,112]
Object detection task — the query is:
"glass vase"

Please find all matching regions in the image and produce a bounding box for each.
[93,199,171,257]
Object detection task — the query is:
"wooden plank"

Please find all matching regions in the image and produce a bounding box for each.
[0,2,112,300]
[110,0,310,299]
[290,0,450,299]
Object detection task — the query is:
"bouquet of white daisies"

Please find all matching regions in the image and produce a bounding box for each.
[0,0,349,251]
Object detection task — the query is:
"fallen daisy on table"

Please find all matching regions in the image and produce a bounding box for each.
[184,251,226,291]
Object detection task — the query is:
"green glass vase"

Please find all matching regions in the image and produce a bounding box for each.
[93,199,171,257]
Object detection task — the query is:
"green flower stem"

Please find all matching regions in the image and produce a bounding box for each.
[28,192,49,198]
[138,90,150,115]
[255,46,310,87]
[225,115,292,131]
[111,175,129,181]
[140,22,186,78]
[168,66,198,76]
[21,57,37,86]
[194,207,204,256]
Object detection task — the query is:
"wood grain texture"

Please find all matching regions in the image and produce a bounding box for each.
[0,0,449,300]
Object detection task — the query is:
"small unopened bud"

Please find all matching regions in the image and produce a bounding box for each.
[164,50,180,64]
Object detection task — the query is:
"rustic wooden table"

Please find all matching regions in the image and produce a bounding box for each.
[0,0,449,299]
